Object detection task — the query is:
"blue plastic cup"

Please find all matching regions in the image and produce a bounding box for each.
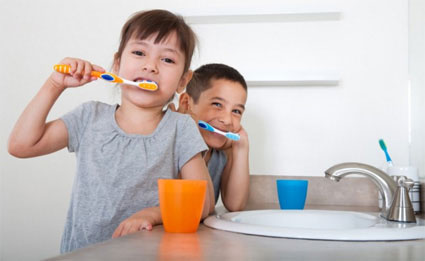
[276,180,308,210]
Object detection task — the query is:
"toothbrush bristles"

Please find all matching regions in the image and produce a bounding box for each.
[137,82,158,91]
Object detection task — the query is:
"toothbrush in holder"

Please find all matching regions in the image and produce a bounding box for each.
[198,120,240,141]
[53,64,158,91]
[379,139,393,167]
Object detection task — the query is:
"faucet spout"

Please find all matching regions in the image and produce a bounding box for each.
[325,162,397,218]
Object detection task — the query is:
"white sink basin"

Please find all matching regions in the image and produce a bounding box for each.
[203,209,425,241]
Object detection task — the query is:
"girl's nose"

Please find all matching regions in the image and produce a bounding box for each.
[142,59,158,73]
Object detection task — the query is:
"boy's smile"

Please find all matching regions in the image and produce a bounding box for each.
[187,79,247,149]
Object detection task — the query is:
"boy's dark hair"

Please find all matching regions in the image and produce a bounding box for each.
[115,9,196,72]
[186,63,247,103]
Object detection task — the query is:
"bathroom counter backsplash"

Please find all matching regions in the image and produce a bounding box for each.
[247,175,422,217]
[248,175,379,207]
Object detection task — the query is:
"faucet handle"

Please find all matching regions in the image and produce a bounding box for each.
[387,176,416,223]
[396,176,414,190]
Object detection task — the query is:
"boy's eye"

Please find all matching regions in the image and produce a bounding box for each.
[212,102,222,108]
[162,58,175,64]
[232,109,242,115]
[132,51,145,56]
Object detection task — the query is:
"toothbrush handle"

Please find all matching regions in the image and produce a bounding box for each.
[382,150,393,167]
[384,150,392,163]
[53,64,123,83]
[54,64,97,77]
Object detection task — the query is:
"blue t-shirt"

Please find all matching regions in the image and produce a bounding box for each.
[60,101,207,253]
[207,149,227,203]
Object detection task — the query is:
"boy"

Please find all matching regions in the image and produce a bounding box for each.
[177,63,249,211]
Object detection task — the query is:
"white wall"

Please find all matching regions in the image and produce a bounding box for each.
[0,0,412,260]
[186,0,410,175]
[409,0,425,180]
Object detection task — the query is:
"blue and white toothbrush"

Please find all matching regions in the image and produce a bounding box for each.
[198,120,240,141]
[379,139,393,167]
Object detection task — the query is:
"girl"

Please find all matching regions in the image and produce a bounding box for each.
[8,9,214,253]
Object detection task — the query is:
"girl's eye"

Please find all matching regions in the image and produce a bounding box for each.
[132,51,144,56]
[162,58,175,64]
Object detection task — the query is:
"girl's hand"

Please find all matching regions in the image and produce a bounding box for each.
[112,207,161,238]
[50,57,105,90]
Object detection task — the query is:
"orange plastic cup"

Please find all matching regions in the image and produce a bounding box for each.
[158,179,207,233]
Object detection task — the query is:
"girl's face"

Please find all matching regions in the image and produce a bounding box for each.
[114,31,191,109]
[188,79,247,149]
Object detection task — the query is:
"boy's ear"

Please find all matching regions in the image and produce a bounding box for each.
[177,70,193,93]
[178,93,192,113]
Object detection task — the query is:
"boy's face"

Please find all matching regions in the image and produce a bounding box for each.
[114,31,191,109]
[187,79,247,149]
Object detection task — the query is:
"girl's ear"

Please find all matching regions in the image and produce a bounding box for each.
[113,53,120,73]
[177,70,193,93]
[178,93,192,113]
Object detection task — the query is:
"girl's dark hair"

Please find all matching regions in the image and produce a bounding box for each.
[115,9,196,72]
[186,63,248,103]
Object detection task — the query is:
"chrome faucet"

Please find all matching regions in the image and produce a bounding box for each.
[325,162,416,223]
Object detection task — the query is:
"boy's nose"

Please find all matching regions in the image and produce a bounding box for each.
[218,111,233,126]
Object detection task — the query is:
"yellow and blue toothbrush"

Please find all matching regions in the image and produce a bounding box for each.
[53,64,158,91]
[379,139,393,167]
[198,120,240,141]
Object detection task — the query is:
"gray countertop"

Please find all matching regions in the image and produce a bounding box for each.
[45,205,425,261]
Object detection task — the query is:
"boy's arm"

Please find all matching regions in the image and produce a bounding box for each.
[8,58,103,158]
[220,127,250,212]
[181,153,215,217]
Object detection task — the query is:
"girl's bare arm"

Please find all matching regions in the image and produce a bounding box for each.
[8,58,103,158]
[8,78,69,158]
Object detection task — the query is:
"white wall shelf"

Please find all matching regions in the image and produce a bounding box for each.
[185,11,341,24]
[246,79,339,87]
[186,12,342,86]
[245,71,340,87]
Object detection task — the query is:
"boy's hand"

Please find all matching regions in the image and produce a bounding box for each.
[50,57,104,90]
[233,126,249,149]
[221,126,248,151]
[112,207,162,238]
